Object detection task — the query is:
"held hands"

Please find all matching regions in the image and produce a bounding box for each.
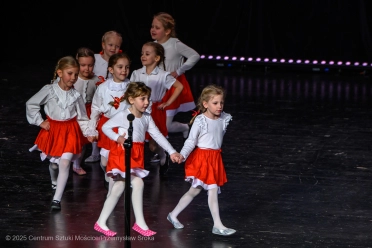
[87,136,97,143]
[170,152,185,164]
[39,120,50,131]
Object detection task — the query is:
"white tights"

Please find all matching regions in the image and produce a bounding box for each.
[97,176,148,230]
[166,116,189,138]
[100,155,109,183]
[169,187,226,229]
[50,152,74,202]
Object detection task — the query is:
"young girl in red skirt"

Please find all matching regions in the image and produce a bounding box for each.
[167,85,236,236]
[86,53,131,190]
[130,41,183,174]
[94,82,181,237]
[150,12,200,140]
[26,56,94,211]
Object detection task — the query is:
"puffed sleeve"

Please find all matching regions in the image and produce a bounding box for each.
[26,85,52,126]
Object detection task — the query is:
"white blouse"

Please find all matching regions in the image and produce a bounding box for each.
[130,66,175,102]
[94,54,112,79]
[156,37,200,76]
[102,109,176,155]
[73,76,100,103]
[87,78,130,135]
[180,112,232,160]
[26,83,89,134]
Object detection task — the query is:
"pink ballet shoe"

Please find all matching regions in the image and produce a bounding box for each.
[132,223,156,236]
[94,222,117,237]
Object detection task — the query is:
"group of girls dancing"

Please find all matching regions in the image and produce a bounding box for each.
[26,12,236,237]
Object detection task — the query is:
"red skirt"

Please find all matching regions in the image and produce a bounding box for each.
[97,115,118,150]
[85,103,92,118]
[145,102,167,140]
[162,74,195,114]
[106,142,149,178]
[185,148,227,188]
[33,116,87,157]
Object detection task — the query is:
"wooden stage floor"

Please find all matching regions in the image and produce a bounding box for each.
[1,63,372,247]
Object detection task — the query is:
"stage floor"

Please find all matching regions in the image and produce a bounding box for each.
[1,64,372,248]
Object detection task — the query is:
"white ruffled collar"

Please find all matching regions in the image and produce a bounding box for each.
[106,78,130,91]
[50,83,81,109]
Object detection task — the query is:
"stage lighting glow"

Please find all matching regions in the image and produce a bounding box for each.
[321,61,326,64]
[329,61,334,65]
[200,55,205,59]
[264,58,269,62]
[313,60,318,64]
[296,60,302,63]
[354,62,359,66]
[304,60,310,64]
[362,62,367,66]
[345,61,351,65]
[224,56,229,60]
[208,55,213,59]
[216,56,221,60]
[280,59,285,63]
[232,57,237,60]
[288,59,294,63]
[272,58,277,62]
[256,58,261,62]
[337,61,343,65]
[248,57,253,61]
[240,57,245,61]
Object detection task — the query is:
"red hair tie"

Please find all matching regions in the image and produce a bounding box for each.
[191,110,200,117]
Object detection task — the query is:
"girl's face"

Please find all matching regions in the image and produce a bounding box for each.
[202,94,224,119]
[78,56,94,80]
[141,45,160,67]
[150,18,170,43]
[108,58,130,83]
[129,94,150,115]
[57,66,79,91]
[102,36,122,57]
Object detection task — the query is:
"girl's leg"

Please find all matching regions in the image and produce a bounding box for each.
[72,146,87,175]
[166,116,189,139]
[169,186,202,223]
[53,157,72,202]
[208,187,225,229]
[131,176,156,236]
[96,181,125,230]
[49,162,58,189]
[85,142,100,162]
[100,155,109,185]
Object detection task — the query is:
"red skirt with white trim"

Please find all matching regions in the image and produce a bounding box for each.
[106,142,149,178]
[162,74,196,116]
[185,148,227,189]
[33,116,87,157]
[97,115,118,150]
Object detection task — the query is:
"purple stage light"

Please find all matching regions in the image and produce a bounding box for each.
[256,57,261,62]
[216,56,221,60]
[224,56,229,60]
[200,55,205,59]
[345,61,351,65]
[354,62,359,66]
[321,61,326,64]
[208,55,213,59]
[288,59,294,63]
[248,57,253,61]
[337,61,343,65]
[280,59,285,63]
[240,57,245,61]
[296,59,302,63]
[362,62,367,66]
[272,58,277,62]
[313,60,318,64]
[232,57,237,61]
[264,58,269,62]
[304,60,310,64]
[329,61,335,65]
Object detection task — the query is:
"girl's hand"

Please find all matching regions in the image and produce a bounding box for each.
[170,152,180,163]
[157,102,168,110]
[40,120,50,131]
[177,154,185,164]
[87,136,96,143]
[170,71,179,78]
[117,135,126,145]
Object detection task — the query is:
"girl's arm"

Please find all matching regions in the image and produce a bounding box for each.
[180,120,200,160]
[174,40,200,77]
[86,85,104,136]
[26,85,51,126]
[158,79,183,110]
[75,95,91,136]
[102,111,126,142]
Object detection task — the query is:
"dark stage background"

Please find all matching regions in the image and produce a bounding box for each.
[3,0,372,72]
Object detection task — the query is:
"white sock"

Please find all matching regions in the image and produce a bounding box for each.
[49,163,58,185]
[97,181,125,230]
[53,158,70,202]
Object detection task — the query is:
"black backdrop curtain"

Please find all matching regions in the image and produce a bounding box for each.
[3,0,372,69]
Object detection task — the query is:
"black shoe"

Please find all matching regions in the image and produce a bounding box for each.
[159,153,169,175]
[51,200,61,211]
